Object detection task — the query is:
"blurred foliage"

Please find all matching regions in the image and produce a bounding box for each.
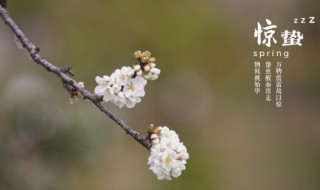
[1,0,320,190]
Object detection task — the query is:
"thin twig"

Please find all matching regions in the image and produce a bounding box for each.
[0,5,151,150]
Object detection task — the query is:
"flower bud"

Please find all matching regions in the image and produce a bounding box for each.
[144,74,151,80]
[142,56,148,63]
[142,51,151,58]
[150,63,156,68]
[137,70,143,76]
[150,75,158,80]
[154,127,161,134]
[134,50,142,59]
[144,65,151,72]
[150,68,160,75]
[134,64,141,71]
[150,134,158,140]
[78,82,85,87]
[149,57,156,63]
[69,97,76,104]
[148,124,155,133]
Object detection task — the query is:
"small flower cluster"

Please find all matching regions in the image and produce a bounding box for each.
[69,82,85,104]
[94,51,160,108]
[148,125,189,180]
[133,50,160,80]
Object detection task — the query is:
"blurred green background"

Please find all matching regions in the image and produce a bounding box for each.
[1,1,320,190]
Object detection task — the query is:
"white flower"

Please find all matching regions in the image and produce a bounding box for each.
[123,76,147,107]
[148,126,189,180]
[94,66,147,108]
[94,75,109,94]
[94,51,159,108]
[112,66,134,86]
[133,64,141,72]
[149,68,161,80]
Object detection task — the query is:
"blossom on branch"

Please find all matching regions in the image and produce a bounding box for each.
[148,125,189,180]
[95,66,147,108]
[69,82,85,104]
[133,50,161,80]
[94,51,160,108]
[0,6,192,181]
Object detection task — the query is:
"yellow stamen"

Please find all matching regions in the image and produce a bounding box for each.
[165,157,172,165]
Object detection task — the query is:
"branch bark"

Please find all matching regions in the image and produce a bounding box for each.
[0,5,151,150]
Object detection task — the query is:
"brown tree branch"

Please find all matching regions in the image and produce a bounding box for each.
[0,5,151,150]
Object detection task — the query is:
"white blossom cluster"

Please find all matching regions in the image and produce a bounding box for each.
[95,66,147,108]
[133,50,160,80]
[148,126,189,180]
[94,51,160,108]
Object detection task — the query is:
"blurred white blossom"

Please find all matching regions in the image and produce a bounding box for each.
[148,126,189,180]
